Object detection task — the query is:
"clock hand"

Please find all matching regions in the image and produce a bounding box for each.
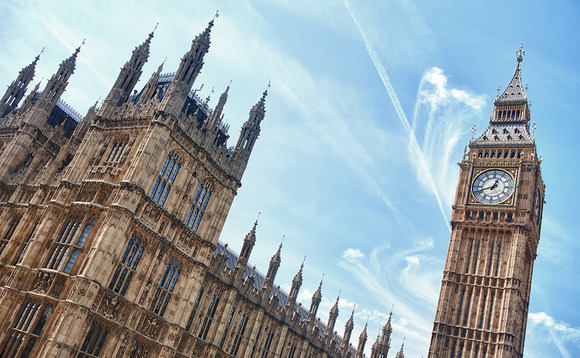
[473,179,499,193]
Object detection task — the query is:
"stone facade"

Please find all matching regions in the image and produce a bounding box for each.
[0,21,401,358]
[428,48,545,358]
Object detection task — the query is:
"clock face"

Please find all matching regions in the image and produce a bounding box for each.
[472,169,515,204]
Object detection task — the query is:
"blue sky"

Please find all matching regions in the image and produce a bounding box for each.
[1,0,579,356]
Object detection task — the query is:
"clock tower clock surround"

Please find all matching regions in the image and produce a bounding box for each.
[428,47,545,358]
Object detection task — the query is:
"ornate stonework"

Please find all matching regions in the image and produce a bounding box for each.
[428,48,545,358]
[0,20,402,358]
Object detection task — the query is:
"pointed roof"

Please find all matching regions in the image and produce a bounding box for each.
[135,26,156,56]
[395,340,405,358]
[62,41,84,70]
[497,45,526,103]
[22,49,43,78]
[193,19,214,48]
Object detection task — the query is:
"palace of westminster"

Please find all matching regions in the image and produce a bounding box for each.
[0,16,544,358]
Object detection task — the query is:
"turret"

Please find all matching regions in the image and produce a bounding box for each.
[18,80,41,115]
[205,82,229,131]
[341,309,355,355]
[233,85,268,161]
[371,310,392,358]
[28,43,81,127]
[72,100,99,141]
[395,340,404,358]
[262,240,282,292]
[325,292,340,346]
[355,321,368,358]
[306,276,323,324]
[286,259,304,311]
[0,50,41,118]
[235,219,257,271]
[100,29,154,117]
[161,19,213,117]
[138,61,164,104]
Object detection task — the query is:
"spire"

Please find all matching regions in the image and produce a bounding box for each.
[262,238,283,291]
[160,19,214,116]
[341,307,356,354]
[371,309,393,358]
[138,60,165,104]
[355,320,368,358]
[0,50,42,117]
[497,45,526,103]
[235,217,258,271]
[28,43,82,126]
[395,340,405,358]
[233,83,269,159]
[286,257,304,311]
[324,291,340,344]
[206,81,230,131]
[472,46,532,146]
[100,29,154,116]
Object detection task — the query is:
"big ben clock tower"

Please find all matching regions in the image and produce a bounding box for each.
[428,47,545,358]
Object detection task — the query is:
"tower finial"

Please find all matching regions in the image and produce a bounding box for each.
[517,44,525,63]
[214,10,220,21]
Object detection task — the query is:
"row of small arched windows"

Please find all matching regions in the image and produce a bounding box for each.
[495,109,522,121]
[477,149,521,159]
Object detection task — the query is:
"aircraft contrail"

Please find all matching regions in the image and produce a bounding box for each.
[344,0,450,231]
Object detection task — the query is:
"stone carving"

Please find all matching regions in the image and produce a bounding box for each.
[101,295,121,320]
[142,316,159,338]
[32,271,52,294]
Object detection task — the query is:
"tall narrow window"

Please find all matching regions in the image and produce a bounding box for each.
[186,282,206,332]
[463,289,472,326]
[150,257,181,317]
[1,301,52,358]
[184,180,212,233]
[457,289,466,325]
[13,223,38,266]
[149,151,181,207]
[0,219,19,258]
[487,292,495,330]
[46,214,96,273]
[249,323,262,358]
[230,310,249,356]
[77,321,108,358]
[109,232,146,296]
[495,242,502,276]
[261,327,275,358]
[199,290,221,340]
[220,303,237,349]
[465,239,474,273]
[487,242,495,276]
[104,134,129,166]
[479,292,487,328]
[472,240,480,274]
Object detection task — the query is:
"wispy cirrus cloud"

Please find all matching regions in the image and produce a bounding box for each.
[411,67,486,207]
[528,312,580,358]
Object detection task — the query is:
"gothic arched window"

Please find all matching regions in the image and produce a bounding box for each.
[184,180,212,233]
[0,217,19,258]
[104,134,130,166]
[78,321,109,358]
[150,257,181,317]
[150,151,181,207]
[46,213,96,273]
[1,301,52,357]
[109,231,146,296]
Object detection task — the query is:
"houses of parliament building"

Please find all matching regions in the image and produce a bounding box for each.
[0,16,544,358]
[0,20,403,358]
